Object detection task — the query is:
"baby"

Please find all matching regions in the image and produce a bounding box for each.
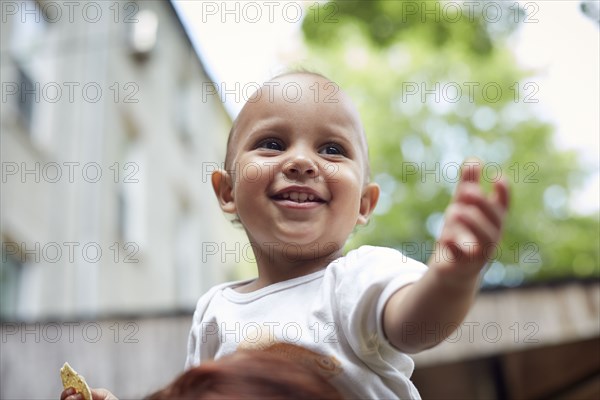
[61,71,508,400]
[185,71,509,399]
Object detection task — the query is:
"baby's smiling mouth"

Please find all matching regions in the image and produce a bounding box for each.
[271,188,326,204]
[273,192,322,203]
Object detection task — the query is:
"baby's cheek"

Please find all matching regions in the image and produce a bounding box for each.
[321,162,342,183]
[329,164,360,183]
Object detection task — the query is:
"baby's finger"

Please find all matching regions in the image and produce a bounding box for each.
[461,159,482,183]
[440,205,479,257]
[454,184,504,230]
[453,159,482,201]
[61,389,83,400]
[455,204,499,246]
[492,177,510,212]
[61,388,75,400]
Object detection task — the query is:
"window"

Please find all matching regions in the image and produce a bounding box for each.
[173,204,199,306]
[15,64,36,131]
[128,6,158,59]
[117,140,147,250]
[175,77,194,146]
[9,0,55,149]
[0,245,23,320]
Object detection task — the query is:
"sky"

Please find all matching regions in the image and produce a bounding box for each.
[509,1,599,214]
[173,0,599,214]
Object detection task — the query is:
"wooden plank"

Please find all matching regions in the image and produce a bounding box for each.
[557,373,600,400]
[413,282,600,366]
[412,337,600,399]
[412,357,500,399]
[502,337,600,399]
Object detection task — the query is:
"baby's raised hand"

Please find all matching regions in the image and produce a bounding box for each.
[429,160,509,281]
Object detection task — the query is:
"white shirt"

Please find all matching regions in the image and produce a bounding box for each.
[186,245,428,399]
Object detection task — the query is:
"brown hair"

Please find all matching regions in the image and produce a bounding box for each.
[146,348,344,400]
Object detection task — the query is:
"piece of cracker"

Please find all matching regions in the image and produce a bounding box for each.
[60,362,92,400]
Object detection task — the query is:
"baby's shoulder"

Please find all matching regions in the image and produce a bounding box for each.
[191,280,244,313]
[341,245,413,265]
[329,245,427,280]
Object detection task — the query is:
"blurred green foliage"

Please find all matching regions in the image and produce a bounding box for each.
[302,0,599,287]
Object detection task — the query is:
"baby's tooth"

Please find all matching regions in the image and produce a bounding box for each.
[283,192,290,199]
[298,193,308,202]
[308,194,315,201]
[289,192,299,201]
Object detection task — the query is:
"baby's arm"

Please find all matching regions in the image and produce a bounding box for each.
[383,160,509,353]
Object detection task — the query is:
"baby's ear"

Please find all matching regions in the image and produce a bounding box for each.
[357,182,380,225]
[211,169,236,214]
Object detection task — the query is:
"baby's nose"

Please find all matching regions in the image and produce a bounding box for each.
[282,155,318,178]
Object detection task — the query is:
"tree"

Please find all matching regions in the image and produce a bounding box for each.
[302,0,599,287]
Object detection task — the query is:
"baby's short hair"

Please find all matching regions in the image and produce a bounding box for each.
[223,70,372,182]
[224,69,329,170]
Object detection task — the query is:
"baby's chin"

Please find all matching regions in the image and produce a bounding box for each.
[260,227,341,252]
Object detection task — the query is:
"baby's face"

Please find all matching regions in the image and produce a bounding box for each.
[214,73,379,257]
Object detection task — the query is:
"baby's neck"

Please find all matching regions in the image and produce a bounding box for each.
[235,244,343,293]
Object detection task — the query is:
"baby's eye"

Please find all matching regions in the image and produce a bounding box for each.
[319,143,345,156]
[257,138,284,151]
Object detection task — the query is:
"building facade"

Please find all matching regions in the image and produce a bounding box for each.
[1,0,244,321]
